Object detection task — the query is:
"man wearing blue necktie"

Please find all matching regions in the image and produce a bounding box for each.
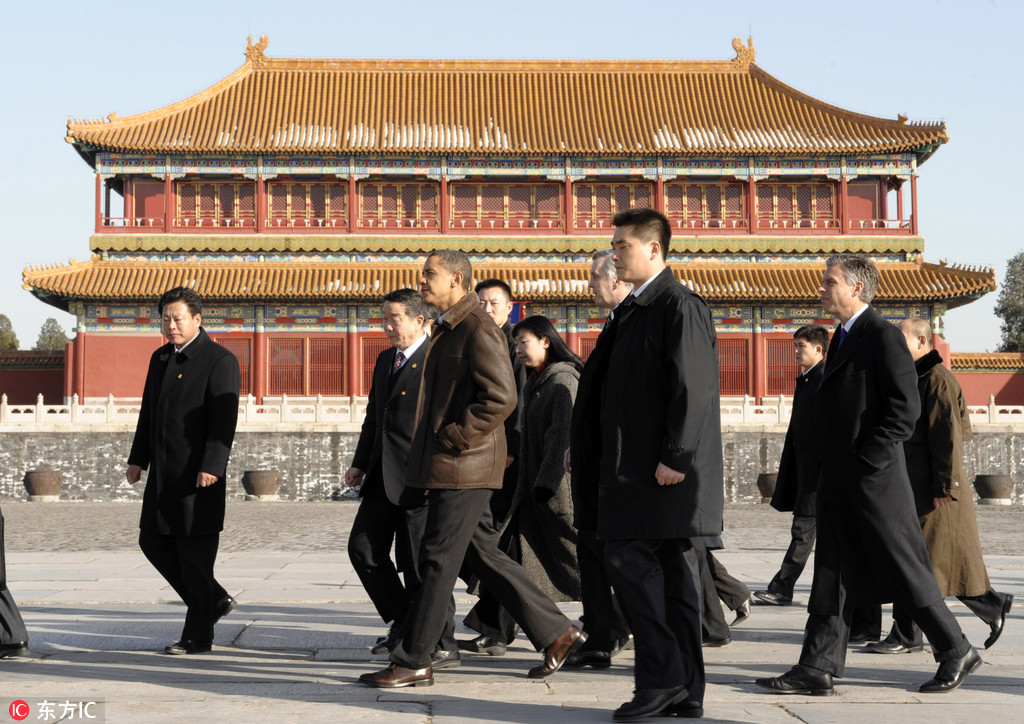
[756,254,980,696]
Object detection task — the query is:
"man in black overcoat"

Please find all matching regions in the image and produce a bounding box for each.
[599,209,724,721]
[564,248,633,670]
[345,288,457,666]
[126,286,240,655]
[756,324,828,605]
[756,254,980,696]
[0,504,29,658]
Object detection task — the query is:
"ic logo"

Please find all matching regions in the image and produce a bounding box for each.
[8,700,29,721]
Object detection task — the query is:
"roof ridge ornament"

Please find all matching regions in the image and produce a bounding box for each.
[246,35,269,67]
[731,36,755,67]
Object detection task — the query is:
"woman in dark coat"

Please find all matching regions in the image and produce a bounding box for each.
[508,316,583,602]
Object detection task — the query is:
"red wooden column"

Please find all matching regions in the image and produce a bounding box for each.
[897,184,905,223]
[566,308,580,356]
[439,175,449,233]
[256,175,266,233]
[751,309,765,402]
[564,177,573,233]
[124,179,134,225]
[94,175,103,233]
[839,176,849,234]
[348,175,358,233]
[910,174,919,235]
[747,177,756,234]
[163,175,173,232]
[346,308,361,396]
[252,308,266,402]
[654,177,665,214]
[74,328,86,402]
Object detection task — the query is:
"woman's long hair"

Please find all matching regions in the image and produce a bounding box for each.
[512,315,583,373]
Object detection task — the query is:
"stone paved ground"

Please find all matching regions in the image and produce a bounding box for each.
[0,501,1021,723]
[5,500,1023,555]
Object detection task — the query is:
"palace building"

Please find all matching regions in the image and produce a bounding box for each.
[23,36,996,404]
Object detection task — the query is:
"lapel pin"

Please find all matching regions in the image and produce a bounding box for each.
[177,373,183,379]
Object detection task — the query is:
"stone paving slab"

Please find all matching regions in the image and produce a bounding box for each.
[0,502,1020,723]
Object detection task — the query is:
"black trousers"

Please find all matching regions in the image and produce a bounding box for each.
[606,537,704,698]
[348,494,456,650]
[461,513,520,644]
[799,582,970,676]
[391,488,570,669]
[767,515,816,599]
[139,529,226,643]
[692,538,750,642]
[576,528,630,650]
[0,512,28,645]
[890,589,1008,646]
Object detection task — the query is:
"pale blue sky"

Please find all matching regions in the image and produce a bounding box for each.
[2,0,1021,351]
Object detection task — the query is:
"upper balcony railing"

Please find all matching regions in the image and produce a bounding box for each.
[99,215,914,236]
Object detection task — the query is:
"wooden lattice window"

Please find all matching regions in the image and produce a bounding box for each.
[718,339,749,396]
[359,182,438,226]
[579,336,598,361]
[267,182,348,224]
[765,338,800,397]
[309,338,345,395]
[267,339,303,396]
[665,183,744,226]
[177,182,256,223]
[450,183,561,227]
[212,336,252,397]
[575,183,653,225]
[757,183,835,222]
[361,337,392,394]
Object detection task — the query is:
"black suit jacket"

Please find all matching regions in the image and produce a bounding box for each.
[771,361,824,516]
[128,329,241,536]
[569,311,616,532]
[352,340,428,507]
[597,267,724,540]
[809,306,939,612]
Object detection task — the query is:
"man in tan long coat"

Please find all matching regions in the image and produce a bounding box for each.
[866,319,1013,654]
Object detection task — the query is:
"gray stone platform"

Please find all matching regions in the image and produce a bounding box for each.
[0,501,1020,722]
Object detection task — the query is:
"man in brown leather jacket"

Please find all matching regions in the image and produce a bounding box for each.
[359,249,585,688]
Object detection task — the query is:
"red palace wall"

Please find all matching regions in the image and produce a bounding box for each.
[954,372,1024,406]
[0,368,64,404]
[76,334,163,401]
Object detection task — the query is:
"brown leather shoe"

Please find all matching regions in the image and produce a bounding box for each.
[358,663,434,688]
[527,625,586,679]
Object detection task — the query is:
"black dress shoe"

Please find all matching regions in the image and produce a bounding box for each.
[563,648,611,669]
[430,649,462,669]
[371,625,400,655]
[613,684,689,720]
[731,598,752,626]
[164,639,212,655]
[755,665,834,695]
[865,636,924,654]
[608,634,634,656]
[457,634,507,656]
[662,700,704,718]
[985,593,1013,649]
[847,632,879,644]
[527,625,586,678]
[702,635,731,647]
[0,642,29,659]
[358,663,433,688]
[213,595,237,624]
[919,647,982,693]
[753,590,793,606]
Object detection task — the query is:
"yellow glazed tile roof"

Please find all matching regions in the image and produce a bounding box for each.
[950,353,1024,371]
[65,38,946,157]
[24,258,994,309]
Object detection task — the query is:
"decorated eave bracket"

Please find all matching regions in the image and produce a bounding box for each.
[93,153,918,179]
